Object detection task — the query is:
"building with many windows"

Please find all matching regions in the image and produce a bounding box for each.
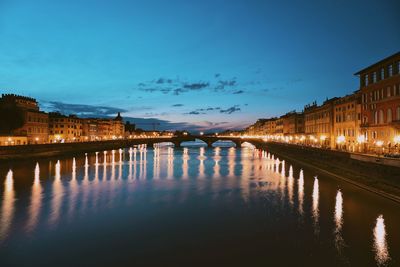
[356,52,400,153]
[282,111,304,136]
[48,113,83,143]
[333,92,362,152]
[0,94,49,144]
[304,98,337,148]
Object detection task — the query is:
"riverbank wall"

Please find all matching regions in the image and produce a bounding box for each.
[0,138,189,162]
[254,141,400,202]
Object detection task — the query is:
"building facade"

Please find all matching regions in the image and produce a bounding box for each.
[333,92,362,152]
[0,94,49,144]
[48,113,83,143]
[304,98,337,148]
[356,52,400,153]
[282,111,304,135]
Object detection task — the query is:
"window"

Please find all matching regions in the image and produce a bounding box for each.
[379,110,384,124]
[372,72,377,83]
[388,64,393,77]
[365,74,369,85]
[374,111,378,124]
[381,68,385,79]
[387,86,391,97]
[387,109,393,123]
[397,106,400,120]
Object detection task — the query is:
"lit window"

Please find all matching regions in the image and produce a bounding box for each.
[388,64,393,76]
[379,110,384,124]
[381,68,385,79]
[387,109,392,123]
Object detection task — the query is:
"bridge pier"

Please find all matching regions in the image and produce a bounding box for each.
[173,141,181,148]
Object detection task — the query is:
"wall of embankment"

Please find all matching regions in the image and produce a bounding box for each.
[254,141,400,202]
[0,138,183,162]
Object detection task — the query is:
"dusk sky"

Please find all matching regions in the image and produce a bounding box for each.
[1,0,399,132]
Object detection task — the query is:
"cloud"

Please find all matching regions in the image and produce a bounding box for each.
[41,101,127,117]
[123,117,239,133]
[173,88,188,95]
[172,104,184,107]
[232,90,244,94]
[183,82,209,90]
[215,78,237,91]
[138,75,242,95]
[156,78,173,84]
[184,106,223,115]
[220,105,241,114]
[187,111,204,115]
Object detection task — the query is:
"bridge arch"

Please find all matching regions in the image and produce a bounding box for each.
[194,137,243,148]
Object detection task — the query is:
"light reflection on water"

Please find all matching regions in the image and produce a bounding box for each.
[298,169,304,216]
[312,176,319,235]
[373,215,390,266]
[0,170,14,241]
[26,163,42,233]
[0,146,397,266]
[334,190,346,260]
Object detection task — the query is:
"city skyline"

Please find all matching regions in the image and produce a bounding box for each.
[1,0,400,131]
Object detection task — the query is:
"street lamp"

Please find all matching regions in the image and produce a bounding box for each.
[320,135,326,148]
[336,135,345,150]
[357,135,365,153]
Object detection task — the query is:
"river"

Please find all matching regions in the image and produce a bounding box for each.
[0,144,398,266]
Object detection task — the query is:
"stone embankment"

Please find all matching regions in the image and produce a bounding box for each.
[255,141,400,202]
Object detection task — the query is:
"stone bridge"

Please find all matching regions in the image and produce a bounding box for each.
[0,136,264,161]
[168,135,262,148]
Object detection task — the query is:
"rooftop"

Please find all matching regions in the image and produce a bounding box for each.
[354,51,400,75]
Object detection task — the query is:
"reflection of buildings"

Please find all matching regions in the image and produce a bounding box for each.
[373,215,390,266]
[312,177,319,234]
[26,164,42,232]
[0,94,48,145]
[0,170,15,241]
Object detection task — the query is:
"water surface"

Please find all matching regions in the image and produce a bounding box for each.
[0,145,398,266]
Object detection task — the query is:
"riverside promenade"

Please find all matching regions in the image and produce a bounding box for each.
[257,141,400,202]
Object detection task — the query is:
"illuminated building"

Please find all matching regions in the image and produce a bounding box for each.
[48,113,83,143]
[304,98,337,148]
[0,94,48,145]
[356,52,400,153]
[333,92,362,152]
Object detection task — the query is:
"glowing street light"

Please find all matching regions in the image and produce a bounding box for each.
[357,135,365,143]
[336,135,345,144]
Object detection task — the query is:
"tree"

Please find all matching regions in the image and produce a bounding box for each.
[0,105,25,134]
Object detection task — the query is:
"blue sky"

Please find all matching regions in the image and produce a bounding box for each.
[1,0,399,132]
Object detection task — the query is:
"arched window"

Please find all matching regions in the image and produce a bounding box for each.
[397,106,400,120]
[363,116,368,124]
[379,110,384,124]
[374,111,378,124]
[387,109,392,123]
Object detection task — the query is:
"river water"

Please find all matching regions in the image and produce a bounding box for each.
[0,144,399,266]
